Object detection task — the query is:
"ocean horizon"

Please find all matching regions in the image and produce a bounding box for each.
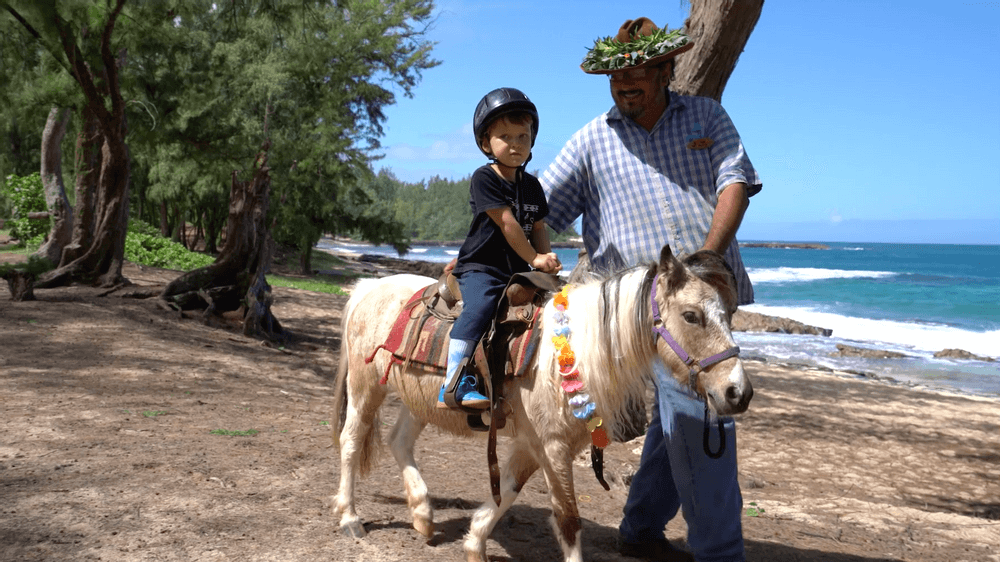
[317,238,1000,397]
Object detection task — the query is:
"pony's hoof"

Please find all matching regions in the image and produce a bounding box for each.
[340,520,367,538]
[413,517,434,538]
[464,551,487,562]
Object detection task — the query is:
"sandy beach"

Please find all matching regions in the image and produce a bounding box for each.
[1,253,998,561]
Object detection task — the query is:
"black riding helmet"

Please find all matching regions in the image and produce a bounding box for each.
[473,87,539,160]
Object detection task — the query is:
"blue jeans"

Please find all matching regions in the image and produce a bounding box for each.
[450,270,507,342]
[619,360,745,562]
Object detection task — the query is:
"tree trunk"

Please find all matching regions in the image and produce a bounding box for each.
[38,127,131,288]
[299,244,312,275]
[33,107,74,267]
[60,107,102,267]
[673,0,765,101]
[29,0,131,290]
[3,272,36,301]
[159,143,285,343]
[159,200,170,237]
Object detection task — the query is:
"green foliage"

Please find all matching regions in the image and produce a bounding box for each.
[0,12,79,182]
[0,253,54,279]
[378,169,578,245]
[745,502,766,517]
[124,219,215,271]
[1,173,49,241]
[388,171,473,242]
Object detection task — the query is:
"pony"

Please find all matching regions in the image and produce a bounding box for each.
[330,245,753,562]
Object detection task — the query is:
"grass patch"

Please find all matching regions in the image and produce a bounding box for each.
[269,275,349,295]
[210,428,260,437]
[745,502,766,517]
[142,410,168,418]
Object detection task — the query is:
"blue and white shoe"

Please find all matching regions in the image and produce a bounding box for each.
[436,374,489,410]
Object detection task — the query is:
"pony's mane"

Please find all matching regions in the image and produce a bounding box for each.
[536,264,658,440]
[537,250,735,440]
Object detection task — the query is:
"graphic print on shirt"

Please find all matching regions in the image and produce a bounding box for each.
[520,203,542,237]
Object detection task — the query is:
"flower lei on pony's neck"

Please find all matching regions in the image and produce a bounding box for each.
[552,285,610,449]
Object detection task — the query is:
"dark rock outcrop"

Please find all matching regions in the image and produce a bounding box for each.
[933,348,996,362]
[831,344,909,359]
[740,242,830,250]
[732,310,832,336]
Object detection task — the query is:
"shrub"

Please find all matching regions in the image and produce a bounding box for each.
[124,219,215,271]
[1,173,49,242]
[0,254,54,278]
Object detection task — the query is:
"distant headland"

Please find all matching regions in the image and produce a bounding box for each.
[740,242,830,250]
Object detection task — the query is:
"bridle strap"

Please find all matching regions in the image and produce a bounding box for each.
[650,274,740,378]
[650,273,738,460]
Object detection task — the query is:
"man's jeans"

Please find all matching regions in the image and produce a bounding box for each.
[619,360,745,562]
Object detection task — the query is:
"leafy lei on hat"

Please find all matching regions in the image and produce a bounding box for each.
[581,27,690,73]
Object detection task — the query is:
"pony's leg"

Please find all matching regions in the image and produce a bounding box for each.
[332,363,388,538]
[464,443,540,562]
[538,441,584,562]
[387,406,433,538]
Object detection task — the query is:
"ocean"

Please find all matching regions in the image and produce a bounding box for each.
[318,239,1000,397]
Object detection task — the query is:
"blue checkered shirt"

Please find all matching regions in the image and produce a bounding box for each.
[540,92,761,305]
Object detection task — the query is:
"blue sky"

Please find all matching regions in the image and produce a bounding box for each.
[375,1,1000,245]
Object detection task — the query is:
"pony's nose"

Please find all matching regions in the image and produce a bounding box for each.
[725,382,753,413]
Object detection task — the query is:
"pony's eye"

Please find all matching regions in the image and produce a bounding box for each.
[682,311,700,324]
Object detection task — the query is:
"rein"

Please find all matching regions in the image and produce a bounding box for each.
[649,274,740,459]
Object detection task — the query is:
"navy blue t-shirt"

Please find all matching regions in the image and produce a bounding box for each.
[453,165,549,280]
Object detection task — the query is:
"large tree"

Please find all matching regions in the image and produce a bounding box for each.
[4,0,132,288]
[150,0,438,338]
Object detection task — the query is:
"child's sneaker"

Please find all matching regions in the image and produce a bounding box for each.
[456,374,489,409]
[436,375,489,410]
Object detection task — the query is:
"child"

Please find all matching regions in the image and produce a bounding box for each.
[438,87,562,410]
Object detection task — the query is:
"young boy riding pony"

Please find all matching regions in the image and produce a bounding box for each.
[437,87,562,410]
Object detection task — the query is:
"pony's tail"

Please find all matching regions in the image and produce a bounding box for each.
[331,287,383,477]
[331,335,350,451]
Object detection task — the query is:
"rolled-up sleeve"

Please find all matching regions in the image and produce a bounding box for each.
[707,103,762,198]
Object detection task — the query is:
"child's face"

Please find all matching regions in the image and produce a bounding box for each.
[482,117,532,169]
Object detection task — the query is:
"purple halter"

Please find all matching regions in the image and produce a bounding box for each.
[650,273,740,459]
[650,274,741,391]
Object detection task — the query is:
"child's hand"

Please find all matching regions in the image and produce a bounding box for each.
[531,252,562,274]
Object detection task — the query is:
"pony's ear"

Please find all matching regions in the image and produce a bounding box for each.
[658,245,687,293]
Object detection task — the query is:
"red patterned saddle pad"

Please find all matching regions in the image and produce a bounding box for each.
[365,286,540,384]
